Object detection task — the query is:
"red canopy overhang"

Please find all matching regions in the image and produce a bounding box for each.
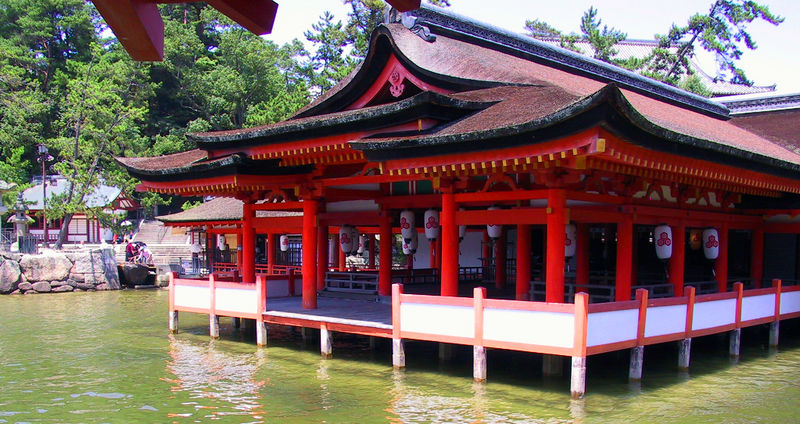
[90,0,421,61]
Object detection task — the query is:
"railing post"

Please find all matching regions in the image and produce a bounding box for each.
[392,284,405,369]
[679,286,695,371]
[630,288,648,381]
[168,272,178,333]
[571,292,589,399]
[473,287,487,382]
[771,279,782,347]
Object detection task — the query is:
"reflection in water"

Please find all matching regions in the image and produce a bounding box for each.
[166,335,267,422]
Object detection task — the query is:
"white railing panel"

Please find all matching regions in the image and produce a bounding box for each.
[400,303,473,339]
[741,294,775,322]
[174,285,210,310]
[215,287,257,314]
[266,279,291,297]
[587,309,638,347]
[781,291,800,315]
[484,309,574,349]
[692,299,736,331]
[644,305,686,338]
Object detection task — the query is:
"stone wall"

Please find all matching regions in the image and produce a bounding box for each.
[0,249,121,294]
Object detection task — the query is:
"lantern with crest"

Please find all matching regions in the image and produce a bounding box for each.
[654,224,672,260]
[486,206,502,239]
[279,235,289,252]
[423,209,440,241]
[400,210,415,242]
[702,228,719,260]
[565,224,577,257]
[339,225,354,254]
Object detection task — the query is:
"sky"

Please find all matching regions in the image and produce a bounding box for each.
[261,0,800,94]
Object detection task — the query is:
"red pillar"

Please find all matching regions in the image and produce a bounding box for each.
[267,233,276,274]
[615,216,634,301]
[317,224,328,291]
[576,223,590,286]
[378,212,392,296]
[241,202,256,283]
[516,224,531,300]
[482,230,491,280]
[545,190,566,303]
[302,199,318,309]
[669,223,685,296]
[751,227,764,288]
[716,223,729,292]
[368,234,376,269]
[495,229,506,289]
[441,191,459,297]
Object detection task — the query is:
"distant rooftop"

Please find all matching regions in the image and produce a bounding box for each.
[720,92,800,115]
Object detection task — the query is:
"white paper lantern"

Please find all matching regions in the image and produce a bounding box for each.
[402,230,418,254]
[279,235,289,252]
[565,224,577,257]
[702,227,719,260]
[423,209,440,241]
[654,224,673,260]
[349,226,360,255]
[339,225,353,254]
[357,233,367,254]
[400,210,415,242]
[458,208,466,241]
[486,206,502,239]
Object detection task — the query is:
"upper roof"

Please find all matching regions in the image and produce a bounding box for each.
[118,4,800,195]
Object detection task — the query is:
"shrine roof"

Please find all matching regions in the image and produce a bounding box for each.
[157,197,302,224]
[118,151,313,181]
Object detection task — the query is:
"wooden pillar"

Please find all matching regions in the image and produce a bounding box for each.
[495,229,506,289]
[368,234,376,269]
[516,224,531,300]
[267,233,276,274]
[715,222,729,292]
[302,199,318,309]
[169,311,178,333]
[441,191,459,297]
[473,287,487,382]
[545,190,566,303]
[379,213,392,296]
[669,223,686,296]
[241,202,256,284]
[320,324,332,359]
[576,223,590,286]
[392,284,405,368]
[317,224,328,291]
[615,216,634,301]
[751,228,764,288]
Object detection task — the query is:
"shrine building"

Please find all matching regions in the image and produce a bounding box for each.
[118,5,800,397]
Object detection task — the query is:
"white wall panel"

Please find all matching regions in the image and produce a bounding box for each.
[174,285,210,310]
[215,287,256,314]
[781,291,800,315]
[644,305,686,338]
[692,299,736,331]
[741,294,775,322]
[484,309,574,348]
[400,303,473,339]
[587,309,638,347]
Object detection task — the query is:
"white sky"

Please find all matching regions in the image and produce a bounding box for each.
[262,0,800,93]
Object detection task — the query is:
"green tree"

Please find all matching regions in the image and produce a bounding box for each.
[580,7,626,62]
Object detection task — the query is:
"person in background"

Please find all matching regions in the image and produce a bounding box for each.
[125,238,135,262]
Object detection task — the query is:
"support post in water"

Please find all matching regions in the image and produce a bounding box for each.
[769,322,779,347]
[729,329,741,358]
[770,279,781,347]
[168,311,178,333]
[678,338,691,371]
[256,321,267,346]
[473,287,487,382]
[392,339,406,369]
[570,356,586,399]
[210,314,220,339]
[320,324,332,359]
[629,346,644,381]
[473,346,487,382]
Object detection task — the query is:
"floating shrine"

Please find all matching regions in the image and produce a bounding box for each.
[119,5,800,397]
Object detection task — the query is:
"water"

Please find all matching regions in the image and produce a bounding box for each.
[1,290,799,423]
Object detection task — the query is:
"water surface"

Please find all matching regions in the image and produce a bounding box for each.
[1,290,798,423]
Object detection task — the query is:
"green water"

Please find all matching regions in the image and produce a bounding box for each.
[1,290,799,423]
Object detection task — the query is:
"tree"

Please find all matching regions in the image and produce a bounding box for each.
[304,11,354,93]
[579,7,626,62]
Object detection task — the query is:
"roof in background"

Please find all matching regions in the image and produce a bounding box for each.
[22,176,122,210]
[157,197,302,224]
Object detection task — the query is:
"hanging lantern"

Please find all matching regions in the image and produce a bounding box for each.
[486,206,502,239]
[565,224,577,257]
[339,225,353,254]
[357,233,367,254]
[279,235,289,252]
[423,209,440,241]
[702,227,719,260]
[458,208,466,241]
[349,226,360,255]
[402,230,418,255]
[400,210,415,242]
[654,224,672,260]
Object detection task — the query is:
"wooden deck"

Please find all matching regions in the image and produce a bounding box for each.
[262,297,392,338]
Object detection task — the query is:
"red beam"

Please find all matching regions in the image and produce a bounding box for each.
[386,0,421,13]
[207,0,277,35]
[93,0,164,61]
[456,208,547,226]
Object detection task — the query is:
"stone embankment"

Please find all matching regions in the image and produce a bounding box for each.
[0,249,120,295]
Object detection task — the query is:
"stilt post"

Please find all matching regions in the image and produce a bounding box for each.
[770,279,782,347]
[679,286,696,370]
[209,274,219,338]
[168,272,178,333]
[256,275,267,346]
[392,284,405,368]
[630,288,648,381]
[571,292,589,398]
[320,324,332,358]
[473,287,487,382]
